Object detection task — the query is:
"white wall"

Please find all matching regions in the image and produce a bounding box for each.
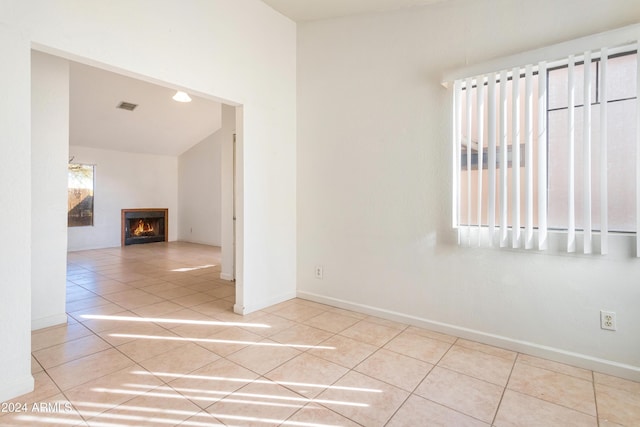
[31,51,69,330]
[177,110,228,246]
[0,26,34,402]
[297,0,640,380]
[220,104,237,281]
[178,133,222,245]
[178,103,237,280]
[67,146,178,251]
[1,0,296,401]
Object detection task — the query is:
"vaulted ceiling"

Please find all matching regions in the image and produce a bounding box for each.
[69,61,222,157]
[261,0,448,22]
[69,1,451,157]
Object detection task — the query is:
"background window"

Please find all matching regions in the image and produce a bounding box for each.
[68,163,94,227]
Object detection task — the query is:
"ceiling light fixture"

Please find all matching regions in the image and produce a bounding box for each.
[172,90,192,103]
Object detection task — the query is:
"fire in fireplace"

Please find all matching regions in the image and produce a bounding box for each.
[121,209,168,246]
[131,218,157,237]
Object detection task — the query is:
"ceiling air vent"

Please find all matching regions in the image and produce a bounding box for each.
[117,101,138,111]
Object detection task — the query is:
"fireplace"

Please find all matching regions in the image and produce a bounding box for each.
[121,208,168,246]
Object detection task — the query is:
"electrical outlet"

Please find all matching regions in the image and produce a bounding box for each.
[600,310,616,331]
[314,265,323,279]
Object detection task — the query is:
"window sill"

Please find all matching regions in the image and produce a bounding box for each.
[454,226,638,259]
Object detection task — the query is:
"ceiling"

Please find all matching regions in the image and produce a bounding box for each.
[261,0,448,22]
[69,61,222,157]
[69,1,449,156]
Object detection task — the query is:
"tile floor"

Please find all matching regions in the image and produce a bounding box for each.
[1,242,639,426]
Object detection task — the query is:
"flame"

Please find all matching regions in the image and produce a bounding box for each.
[132,219,154,236]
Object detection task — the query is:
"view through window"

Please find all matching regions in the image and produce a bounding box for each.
[458,50,637,233]
[68,163,94,227]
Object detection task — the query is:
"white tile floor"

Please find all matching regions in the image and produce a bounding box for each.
[1,242,639,426]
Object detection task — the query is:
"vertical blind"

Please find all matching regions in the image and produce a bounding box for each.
[450,38,640,256]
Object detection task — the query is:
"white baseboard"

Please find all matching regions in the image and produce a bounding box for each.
[235,291,297,315]
[297,290,640,382]
[31,313,68,331]
[220,273,235,281]
[0,374,34,403]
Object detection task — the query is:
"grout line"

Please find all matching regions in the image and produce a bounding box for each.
[515,356,595,382]
[593,370,601,427]
[490,351,518,426]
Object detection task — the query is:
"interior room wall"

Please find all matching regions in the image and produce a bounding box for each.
[31,51,69,330]
[0,24,34,402]
[297,0,640,380]
[178,131,223,246]
[219,104,237,281]
[177,103,236,282]
[67,146,178,251]
[1,0,296,401]
[177,103,238,281]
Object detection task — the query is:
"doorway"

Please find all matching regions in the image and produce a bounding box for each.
[31,48,244,328]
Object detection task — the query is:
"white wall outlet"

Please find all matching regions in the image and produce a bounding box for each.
[600,310,616,331]
[314,265,323,279]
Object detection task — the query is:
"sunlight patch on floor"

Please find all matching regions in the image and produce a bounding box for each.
[171,264,217,272]
[91,384,370,408]
[80,314,270,329]
[131,370,382,393]
[109,333,336,350]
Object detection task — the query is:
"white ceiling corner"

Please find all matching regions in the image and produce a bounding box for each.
[261,0,449,22]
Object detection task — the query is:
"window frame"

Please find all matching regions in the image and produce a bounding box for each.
[445,24,640,255]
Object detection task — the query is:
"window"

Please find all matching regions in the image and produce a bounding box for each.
[449,25,640,255]
[68,163,94,227]
[547,52,637,233]
[458,70,542,232]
